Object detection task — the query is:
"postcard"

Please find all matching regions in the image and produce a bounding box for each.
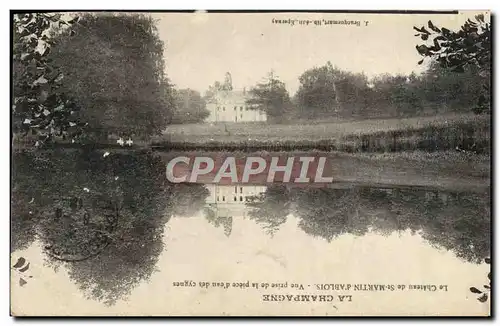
[11,10,491,316]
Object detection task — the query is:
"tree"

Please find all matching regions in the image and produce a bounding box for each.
[12,150,172,304]
[418,60,485,113]
[246,71,291,123]
[204,80,222,101]
[414,14,491,113]
[48,13,175,141]
[294,61,339,119]
[12,13,83,146]
[171,89,209,124]
[331,70,372,118]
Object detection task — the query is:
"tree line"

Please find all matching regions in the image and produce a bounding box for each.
[244,14,490,123]
[13,12,490,142]
[12,12,212,144]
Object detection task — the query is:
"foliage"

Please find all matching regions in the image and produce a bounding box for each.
[414,14,491,113]
[246,185,290,235]
[245,185,490,264]
[246,71,292,123]
[47,13,174,141]
[294,61,339,119]
[204,72,233,101]
[171,88,209,124]
[291,60,489,120]
[12,13,83,146]
[13,12,175,145]
[469,257,491,303]
[332,70,372,117]
[11,149,219,303]
[204,81,223,101]
[418,60,486,113]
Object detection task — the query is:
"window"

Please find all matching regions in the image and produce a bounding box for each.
[240,187,243,193]
[234,106,237,111]
[240,114,243,119]
[240,196,243,202]
[234,196,237,201]
[217,196,219,201]
[240,106,243,111]
[222,196,225,202]
[234,186,237,193]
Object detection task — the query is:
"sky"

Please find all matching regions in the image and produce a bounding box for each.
[153,11,488,95]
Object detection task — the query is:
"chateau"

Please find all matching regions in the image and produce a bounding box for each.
[206,89,267,123]
[204,185,267,236]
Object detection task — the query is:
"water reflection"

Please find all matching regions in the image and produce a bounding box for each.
[12,150,206,304]
[204,185,267,236]
[11,150,490,306]
[243,185,490,264]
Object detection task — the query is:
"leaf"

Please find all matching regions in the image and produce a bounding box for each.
[20,52,31,60]
[35,40,48,55]
[13,257,26,269]
[484,285,490,289]
[66,16,80,24]
[54,73,64,83]
[476,14,484,23]
[442,27,451,36]
[428,20,441,33]
[421,34,429,41]
[485,257,490,264]
[470,287,482,294]
[432,38,442,51]
[416,45,429,55]
[421,26,431,35]
[488,272,491,280]
[418,59,424,65]
[478,293,488,302]
[33,75,48,85]
[19,278,27,287]
[19,263,30,273]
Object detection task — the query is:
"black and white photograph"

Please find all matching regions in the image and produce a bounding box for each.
[10,10,491,316]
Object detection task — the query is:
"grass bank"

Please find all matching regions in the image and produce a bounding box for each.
[154,113,490,153]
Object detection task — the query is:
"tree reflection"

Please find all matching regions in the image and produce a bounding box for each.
[246,185,490,263]
[11,148,490,306]
[11,152,41,252]
[11,149,209,305]
[204,207,233,237]
[168,183,210,217]
[246,185,291,236]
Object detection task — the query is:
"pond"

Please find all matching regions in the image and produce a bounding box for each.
[10,149,491,315]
